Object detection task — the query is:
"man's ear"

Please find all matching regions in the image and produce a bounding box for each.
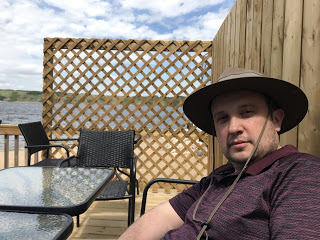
[272,109,285,133]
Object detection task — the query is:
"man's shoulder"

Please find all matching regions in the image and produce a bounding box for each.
[279,150,319,162]
[276,150,320,171]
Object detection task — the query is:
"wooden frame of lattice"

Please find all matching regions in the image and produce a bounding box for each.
[43,38,213,191]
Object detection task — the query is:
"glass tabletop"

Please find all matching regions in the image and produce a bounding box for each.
[0,211,73,240]
[0,167,114,215]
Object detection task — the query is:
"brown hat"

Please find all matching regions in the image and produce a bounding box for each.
[183,67,308,136]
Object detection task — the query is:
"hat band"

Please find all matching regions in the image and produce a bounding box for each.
[218,72,263,82]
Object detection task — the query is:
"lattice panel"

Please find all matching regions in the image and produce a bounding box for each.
[43,38,212,190]
[137,131,209,192]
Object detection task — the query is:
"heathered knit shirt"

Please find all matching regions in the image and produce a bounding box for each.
[165,145,320,239]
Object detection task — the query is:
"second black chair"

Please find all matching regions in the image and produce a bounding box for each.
[140,178,198,216]
[58,129,140,227]
[18,121,75,166]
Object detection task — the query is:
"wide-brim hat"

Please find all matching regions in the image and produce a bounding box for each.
[183,67,308,136]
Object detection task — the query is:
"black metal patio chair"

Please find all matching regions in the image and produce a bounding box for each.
[140,178,199,216]
[140,139,214,216]
[58,129,141,227]
[18,121,76,166]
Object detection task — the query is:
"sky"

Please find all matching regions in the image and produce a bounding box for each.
[0,0,235,91]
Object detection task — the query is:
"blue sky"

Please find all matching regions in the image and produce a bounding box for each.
[0,0,235,91]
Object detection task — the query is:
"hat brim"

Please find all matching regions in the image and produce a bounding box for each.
[183,76,308,136]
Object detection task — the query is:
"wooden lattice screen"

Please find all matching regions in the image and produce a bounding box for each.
[43,38,212,191]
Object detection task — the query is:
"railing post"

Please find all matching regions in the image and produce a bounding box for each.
[24,144,28,166]
[4,135,9,169]
[0,124,24,169]
[14,135,19,167]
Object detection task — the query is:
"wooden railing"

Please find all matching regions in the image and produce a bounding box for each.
[0,124,28,169]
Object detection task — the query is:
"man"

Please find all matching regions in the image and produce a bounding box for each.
[119,68,320,239]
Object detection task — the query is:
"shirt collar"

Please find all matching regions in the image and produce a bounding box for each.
[245,145,298,175]
[214,145,298,180]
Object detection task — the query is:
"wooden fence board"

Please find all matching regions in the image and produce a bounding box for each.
[251,0,262,71]
[234,0,240,67]
[238,0,247,68]
[299,0,320,156]
[280,0,303,147]
[225,16,231,68]
[245,0,253,69]
[260,0,273,76]
[230,4,236,67]
[270,0,285,79]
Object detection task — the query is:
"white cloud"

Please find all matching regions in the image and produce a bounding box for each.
[0,0,235,90]
[171,9,230,40]
[120,0,225,17]
[43,0,112,18]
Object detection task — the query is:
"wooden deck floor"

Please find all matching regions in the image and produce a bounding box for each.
[69,189,178,239]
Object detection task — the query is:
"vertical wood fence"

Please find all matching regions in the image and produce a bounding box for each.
[212,0,320,167]
[42,38,213,191]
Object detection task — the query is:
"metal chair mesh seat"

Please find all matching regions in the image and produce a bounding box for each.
[99,181,128,197]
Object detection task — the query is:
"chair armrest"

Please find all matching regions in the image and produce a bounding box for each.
[117,156,138,179]
[58,155,76,167]
[130,156,138,181]
[115,156,139,195]
[134,134,141,144]
[132,156,138,171]
[25,144,71,157]
[140,178,199,216]
[49,138,79,142]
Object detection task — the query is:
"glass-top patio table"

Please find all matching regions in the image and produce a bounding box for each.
[0,167,114,216]
[0,211,73,240]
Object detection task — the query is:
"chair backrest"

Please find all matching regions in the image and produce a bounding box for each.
[18,121,50,154]
[76,129,135,169]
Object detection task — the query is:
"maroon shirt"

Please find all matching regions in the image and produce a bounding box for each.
[166,145,320,239]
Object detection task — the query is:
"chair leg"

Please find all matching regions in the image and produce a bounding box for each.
[127,199,132,226]
[127,198,135,226]
[131,196,135,224]
[136,179,139,195]
[127,197,135,226]
[77,215,80,227]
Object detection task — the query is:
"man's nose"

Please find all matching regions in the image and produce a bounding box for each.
[228,117,243,134]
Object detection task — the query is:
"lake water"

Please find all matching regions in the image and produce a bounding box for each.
[0,102,42,150]
[0,102,186,150]
[0,102,43,125]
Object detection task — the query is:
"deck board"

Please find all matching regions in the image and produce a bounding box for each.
[69,189,178,239]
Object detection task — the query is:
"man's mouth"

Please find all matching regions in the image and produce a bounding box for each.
[229,139,250,148]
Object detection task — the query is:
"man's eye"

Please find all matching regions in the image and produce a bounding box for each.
[217,116,228,122]
[241,110,253,117]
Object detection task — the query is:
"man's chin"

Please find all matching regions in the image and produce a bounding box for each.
[228,153,251,164]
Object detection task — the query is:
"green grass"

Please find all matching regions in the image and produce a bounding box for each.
[0,89,42,102]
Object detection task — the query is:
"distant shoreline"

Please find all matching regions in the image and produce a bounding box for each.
[0,100,41,103]
[0,89,186,106]
[0,89,42,102]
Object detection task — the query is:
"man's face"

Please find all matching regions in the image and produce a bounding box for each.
[211,90,284,171]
